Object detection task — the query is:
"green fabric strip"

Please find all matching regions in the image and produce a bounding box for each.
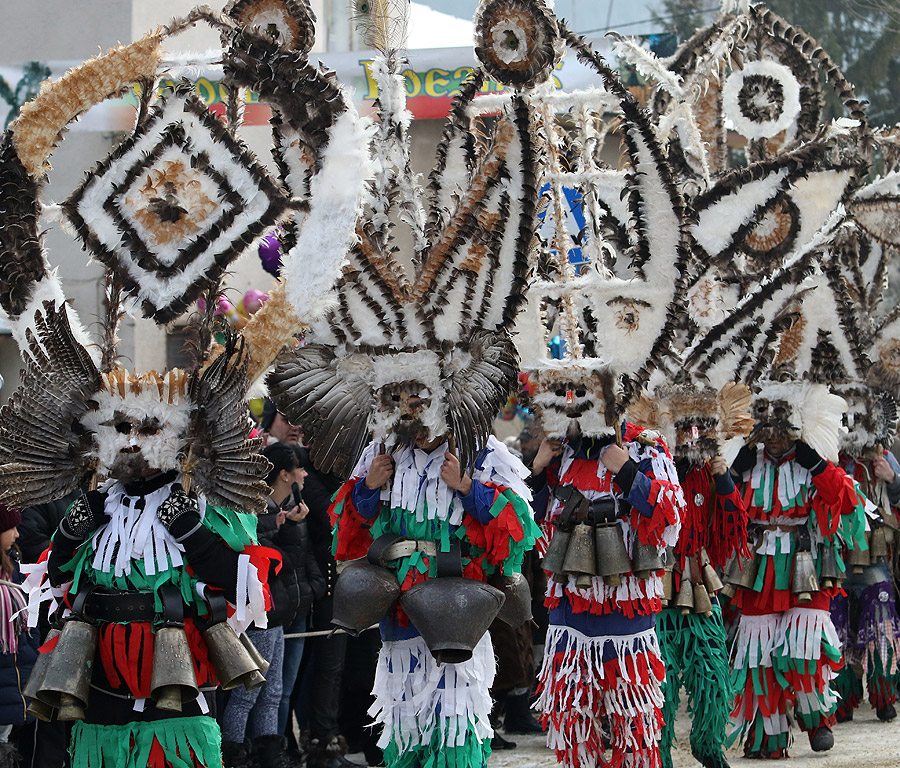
[381,726,491,768]
[70,716,222,768]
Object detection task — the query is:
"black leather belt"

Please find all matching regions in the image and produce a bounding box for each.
[79,589,200,623]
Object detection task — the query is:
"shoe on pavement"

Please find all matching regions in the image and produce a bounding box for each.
[491,732,517,750]
[877,703,897,722]
[808,726,834,752]
[835,709,853,723]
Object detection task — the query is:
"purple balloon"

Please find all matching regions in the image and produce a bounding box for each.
[258,234,282,277]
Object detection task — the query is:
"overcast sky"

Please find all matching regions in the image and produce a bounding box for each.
[413,0,664,42]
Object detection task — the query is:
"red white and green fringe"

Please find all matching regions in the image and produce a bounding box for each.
[535,625,665,768]
[69,715,221,768]
[657,605,733,768]
[370,634,495,768]
[729,608,841,751]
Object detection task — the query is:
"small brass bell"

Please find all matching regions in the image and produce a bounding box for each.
[791,551,819,603]
[848,539,871,574]
[25,697,54,723]
[632,541,663,578]
[57,693,86,721]
[871,527,889,559]
[661,568,674,605]
[204,621,265,691]
[701,562,724,594]
[562,524,598,589]
[818,545,841,588]
[37,618,97,719]
[239,632,270,675]
[542,528,572,575]
[692,583,714,616]
[595,524,631,587]
[150,625,200,712]
[675,577,694,616]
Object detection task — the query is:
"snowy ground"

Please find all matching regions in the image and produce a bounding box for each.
[482,701,900,768]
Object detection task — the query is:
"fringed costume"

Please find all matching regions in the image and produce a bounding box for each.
[655,462,747,768]
[531,426,683,768]
[728,445,868,756]
[266,4,558,768]
[0,3,374,764]
[329,438,539,768]
[831,451,900,721]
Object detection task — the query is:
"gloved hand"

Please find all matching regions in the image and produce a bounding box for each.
[794,441,826,475]
[59,490,107,541]
[730,445,757,476]
[156,484,203,542]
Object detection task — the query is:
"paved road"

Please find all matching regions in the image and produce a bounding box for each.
[486,701,900,767]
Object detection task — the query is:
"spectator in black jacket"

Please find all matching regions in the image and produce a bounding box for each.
[221,443,324,768]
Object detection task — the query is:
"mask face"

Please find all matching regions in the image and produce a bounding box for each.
[672,415,720,464]
[375,380,435,443]
[81,389,191,483]
[750,396,799,444]
[531,369,615,439]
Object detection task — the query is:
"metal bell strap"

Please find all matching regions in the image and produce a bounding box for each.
[791,526,820,604]
[331,532,404,635]
[201,590,266,691]
[399,541,505,664]
[149,585,200,712]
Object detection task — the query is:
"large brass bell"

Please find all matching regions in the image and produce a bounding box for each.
[542,528,572,583]
[692,583,714,616]
[631,541,663,578]
[675,577,694,615]
[331,560,401,635]
[562,524,598,589]
[400,577,505,664]
[149,625,200,712]
[36,618,97,720]
[791,551,819,603]
[819,545,841,589]
[204,621,265,691]
[871,527,889,559]
[594,524,631,587]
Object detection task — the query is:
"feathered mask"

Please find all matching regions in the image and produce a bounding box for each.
[0,3,371,511]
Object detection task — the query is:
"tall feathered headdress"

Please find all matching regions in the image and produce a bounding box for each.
[512,24,689,440]
[0,4,372,512]
[267,0,559,475]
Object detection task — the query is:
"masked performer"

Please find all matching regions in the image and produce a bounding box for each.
[511,24,692,768]
[831,386,900,723]
[0,2,373,764]
[627,377,753,768]
[268,4,558,767]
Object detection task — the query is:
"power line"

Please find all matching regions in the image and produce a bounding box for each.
[577,4,721,36]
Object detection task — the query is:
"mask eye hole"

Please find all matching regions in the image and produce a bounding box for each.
[138,425,161,436]
[115,422,133,435]
[575,388,586,398]
[554,388,566,397]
